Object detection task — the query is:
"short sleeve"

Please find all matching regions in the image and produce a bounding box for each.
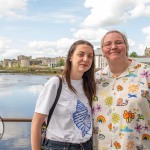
[34,76,60,115]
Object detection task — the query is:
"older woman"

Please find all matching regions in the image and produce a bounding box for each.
[93,30,150,150]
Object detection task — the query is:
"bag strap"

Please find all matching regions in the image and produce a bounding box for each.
[46,75,62,127]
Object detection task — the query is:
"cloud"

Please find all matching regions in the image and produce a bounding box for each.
[129,2,150,18]
[73,28,106,40]
[0,37,21,59]
[0,37,12,49]
[82,0,150,27]
[50,13,79,23]
[142,26,150,46]
[1,48,21,60]
[25,12,79,23]
[27,38,75,58]
[128,38,135,47]
[0,0,28,19]
[0,37,76,60]
[131,26,150,55]
[120,126,133,132]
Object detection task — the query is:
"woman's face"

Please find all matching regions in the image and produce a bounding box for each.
[102,32,127,62]
[70,44,94,75]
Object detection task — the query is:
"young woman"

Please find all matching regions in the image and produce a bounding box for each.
[31,40,96,150]
[93,30,150,150]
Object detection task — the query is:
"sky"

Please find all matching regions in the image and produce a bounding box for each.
[0,0,150,61]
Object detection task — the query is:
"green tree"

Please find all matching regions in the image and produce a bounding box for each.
[129,52,138,57]
[56,58,65,67]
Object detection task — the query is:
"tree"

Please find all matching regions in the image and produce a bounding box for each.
[129,52,138,58]
[56,58,65,67]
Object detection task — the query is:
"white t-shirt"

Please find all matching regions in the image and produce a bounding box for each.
[35,76,92,143]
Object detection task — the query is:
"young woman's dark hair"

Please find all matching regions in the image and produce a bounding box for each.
[62,40,96,106]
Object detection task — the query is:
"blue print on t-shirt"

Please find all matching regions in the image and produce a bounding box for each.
[73,100,91,137]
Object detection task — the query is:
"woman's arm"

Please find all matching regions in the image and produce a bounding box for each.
[31,112,47,150]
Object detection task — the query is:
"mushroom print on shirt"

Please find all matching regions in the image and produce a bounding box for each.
[92,59,150,150]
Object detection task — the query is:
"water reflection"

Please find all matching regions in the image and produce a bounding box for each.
[0,73,49,89]
[0,73,52,150]
[1,122,31,149]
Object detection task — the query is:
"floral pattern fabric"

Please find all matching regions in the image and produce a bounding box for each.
[92,59,150,150]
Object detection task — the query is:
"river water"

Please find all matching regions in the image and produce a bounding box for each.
[0,73,52,150]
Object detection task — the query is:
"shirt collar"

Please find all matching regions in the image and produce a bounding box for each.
[101,59,137,78]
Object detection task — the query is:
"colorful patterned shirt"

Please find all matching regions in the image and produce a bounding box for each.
[93,59,150,150]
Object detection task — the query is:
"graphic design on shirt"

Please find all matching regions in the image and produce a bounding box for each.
[105,96,113,107]
[136,114,144,122]
[123,110,134,123]
[126,141,135,150]
[92,96,98,101]
[142,134,150,140]
[96,78,103,84]
[99,134,105,140]
[114,141,121,149]
[120,125,133,132]
[102,82,109,87]
[134,63,141,69]
[148,83,150,89]
[128,93,137,98]
[140,70,150,78]
[92,104,102,115]
[73,100,91,137]
[141,90,150,107]
[125,72,137,77]
[117,85,123,91]
[117,98,128,106]
[96,115,106,123]
[112,113,120,124]
[134,123,143,133]
[136,145,144,150]
[143,64,150,69]
[128,83,139,93]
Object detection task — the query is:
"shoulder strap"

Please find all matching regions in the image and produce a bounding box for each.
[46,75,62,127]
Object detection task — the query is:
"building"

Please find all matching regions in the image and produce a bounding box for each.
[0,61,3,67]
[145,47,150,56]
[1,55,66,68]
[8,60,18,68]
[3,59,11,68]
[94,48,107,69]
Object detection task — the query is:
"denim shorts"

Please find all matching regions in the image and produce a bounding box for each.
[43,138,92,150]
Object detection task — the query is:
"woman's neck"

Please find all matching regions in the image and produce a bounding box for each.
[70,72,83,80]
[108,59,131,77]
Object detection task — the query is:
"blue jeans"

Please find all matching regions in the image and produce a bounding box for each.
[43,138,92,150]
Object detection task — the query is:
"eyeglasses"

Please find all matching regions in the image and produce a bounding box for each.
[103,40,124,49]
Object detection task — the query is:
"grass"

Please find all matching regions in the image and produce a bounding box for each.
[0,67,63,75]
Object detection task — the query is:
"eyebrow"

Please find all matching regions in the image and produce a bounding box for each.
[78,51,93,54]
[104,40,123,43]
